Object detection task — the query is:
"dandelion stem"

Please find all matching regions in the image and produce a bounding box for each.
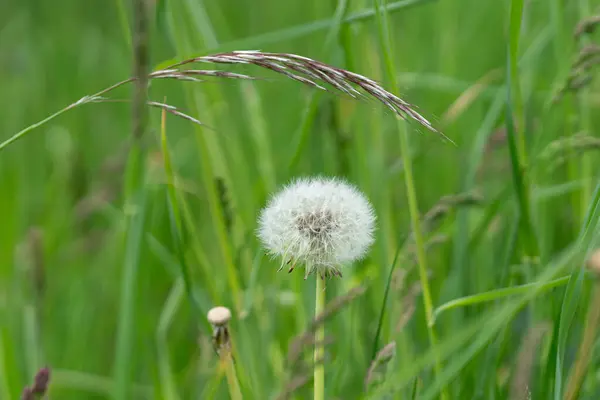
[314,276,326,400]
[223,353,242,400]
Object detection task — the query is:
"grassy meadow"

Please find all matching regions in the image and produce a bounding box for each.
[2,0,600,399]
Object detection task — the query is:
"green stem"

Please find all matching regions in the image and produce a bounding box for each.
[224,352,243,400]
[113,0,149,398]
[398,123,445,384]
[578,0,593,218]
[0,106,73,152]
[114,0,132,50]
[314,276,326,400]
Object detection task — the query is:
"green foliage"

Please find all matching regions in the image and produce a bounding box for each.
[1,0,600,399]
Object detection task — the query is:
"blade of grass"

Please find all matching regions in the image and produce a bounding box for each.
[508,0,526,162]
[154,0,438,69]
[114,0,132,50]
[160,101,202,317]
[51,370,153,398]
[371,244,402,359]
[112,146,147,400]
[431,275,571,325]
[506,43,539,259]
[155,278,184,400]
[553,268,585,400]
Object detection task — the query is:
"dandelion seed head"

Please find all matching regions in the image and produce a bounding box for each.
[257,177,376,277]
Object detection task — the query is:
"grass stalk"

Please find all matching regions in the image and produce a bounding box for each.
[114,0,132,50]
[577,0,593,215]
[508,0,526,164]
[112,0,149,398]
[372,0,447,398]
[314,276,326,400]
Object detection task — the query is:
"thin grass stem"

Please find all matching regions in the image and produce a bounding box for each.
[112,0,149,397]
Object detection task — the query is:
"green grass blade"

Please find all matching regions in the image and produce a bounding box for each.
[508,0,525,158]
[553,269,585,400]
[156,279,184,400]
[505,55,539,259]
[371,244,402,360]
[112,146,147,399]
[431,276,571,325]
[160,103,202,318]
[154,0,437,68]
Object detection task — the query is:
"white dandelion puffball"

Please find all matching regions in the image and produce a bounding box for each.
[257,176,376,277]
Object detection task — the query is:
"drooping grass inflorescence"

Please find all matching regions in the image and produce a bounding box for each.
[2,50,450,152]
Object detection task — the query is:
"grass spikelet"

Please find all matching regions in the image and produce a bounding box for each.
[364,342,397,392]
[537,133,600,168]
[172,51,443,135]
[395,283,422,333]
[574,14,600,38]
[554,37,600,102]
[420,191,484,234]
[275,373,312,400]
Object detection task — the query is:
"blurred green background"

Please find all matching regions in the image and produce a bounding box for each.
[1,0,600,399]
